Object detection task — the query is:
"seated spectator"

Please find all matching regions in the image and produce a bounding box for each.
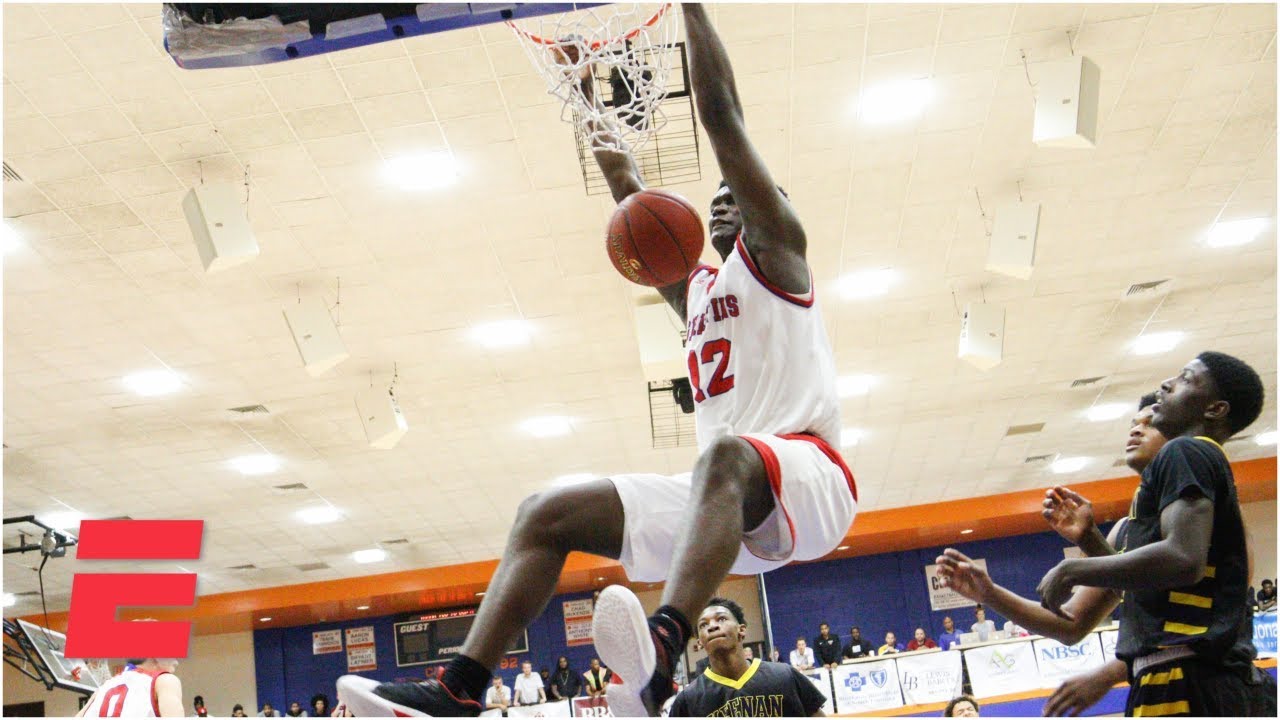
[310,695,329,718]
[843,626,874,659]
[878,631,903,655]
[769,647,782,663]
[513,661,546,706]
[194,696,209,718]
[970,606,996,641]
[906,627,937,651]
[742,646,754,661]
[944,694,979,717]
[485,676,512,713]
[258,702,280,717]
[1002,619,1029,637]
[814,623,841,669]
[285,701,307,717]
[789,637,815,670]
[582,658,611,698]
[1259,579,1277,611]
[549,656,581,701]
[232,704,248,717]
[937,616,960,651]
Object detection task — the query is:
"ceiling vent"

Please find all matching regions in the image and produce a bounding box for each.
[227,563,258,571]
[296,562,329,572]
[1069,376,1106,388]
[1024,454,1054,463]
[382,538,410,545]
[3,161,24,183]
[1122,279,1170,300]
[272,482,308,493]
[1006,422,1045,436]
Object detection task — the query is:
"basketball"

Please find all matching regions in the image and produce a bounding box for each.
[606,189,705,287]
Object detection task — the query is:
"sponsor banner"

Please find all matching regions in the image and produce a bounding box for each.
[799,667,837,715]
[1254,611,1276,658]
[1032,635,1105,688]
[924,559,989,611]
[509,700,572,718]
[563,598,595,647]
[346,644,377,673]
[480,710,504,718]
[963,640,1040,699]
[312,629,343,655]
[570,696,613,717]
[1099,629,1119,660]
[345,626,375,647]
[832,660,904,714]
[896,651,964,705]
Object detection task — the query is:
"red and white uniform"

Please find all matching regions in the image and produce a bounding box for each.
[610,237,858,581]
[82,667,167,718]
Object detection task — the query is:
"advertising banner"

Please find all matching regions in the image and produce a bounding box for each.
[1099,629,1119,660]
[312,629,343,655]
[571,696,613,717]
[963,640,1040,698]
[831,660,904,714]
[925,559,988,611]
[563,598,595,647]
[1254,611,1276,658]
[896,651,964,705]
[509,700,572,718]
[799,667,837,715]
[1032,635,1105,688]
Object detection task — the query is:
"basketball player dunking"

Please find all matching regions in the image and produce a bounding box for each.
[347,5,857,716]
[76,658,184,718]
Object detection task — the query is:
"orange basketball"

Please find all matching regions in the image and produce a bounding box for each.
[606,189,705,287]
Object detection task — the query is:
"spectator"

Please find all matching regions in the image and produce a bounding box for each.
[937,616,960,650]
[538,667,551,691]
[1002,619,1029,637]
[582,658,611,698]
[310,695,329,718]
[769,648,781,663]
[944,694,979,717]
[258,703,280,717]
[285,701,307,717]
[788,637,815,670]
[1259,579,1277,611]
[906,627,937,651]
[878,631,903,655]
[513,661,546,706]
[232,704,247,717]
[194,696,209,718]
[814,623,841,669]
[485,677,511,713]
[843,626,874,659]
[549,656,581,701]
[970,606,995,640]
[742,646,754,661]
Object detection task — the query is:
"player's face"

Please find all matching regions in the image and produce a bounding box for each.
[1153,359,1217,437]
[1125,405,1167,473]
[708,185,741,257]
[951,700,978,717]
[696,606,743,652]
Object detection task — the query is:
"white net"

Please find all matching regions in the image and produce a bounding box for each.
[85,659,113,686]
[508,3,679,153]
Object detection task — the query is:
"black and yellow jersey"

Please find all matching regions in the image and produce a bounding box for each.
[669,659,826,717]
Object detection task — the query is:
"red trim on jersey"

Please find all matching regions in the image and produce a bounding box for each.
[685,263,718,310]
[779,433,858,502]
[734,235,814,308]
[148,670,170,717]
[739,436,797,561]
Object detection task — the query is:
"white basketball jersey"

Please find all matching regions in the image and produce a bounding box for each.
[82,668,163,718]
[684,237,841,450]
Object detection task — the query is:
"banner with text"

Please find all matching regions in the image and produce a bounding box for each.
[924,559,989,611]
[1032,635,1105,688]
[312,629,343,655]
[1254,612,1276,658]
[563,598,595,647]
[509,701,572,718]
[800,667,837,715]
[345,626,376,672]
[1099,629,1119,660]
[896,651,964,705]
[571,696,613,717]
[963,641,1040,698]
[832,660,904,714]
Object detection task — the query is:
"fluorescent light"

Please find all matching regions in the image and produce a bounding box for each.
[259,617,272,622]
[835,269,896,300]
[1255,431,1278,446]
[1,223,20,254]
[520,415,573,438]
[470,319,533,348]
[122,369,183,397]
[1206,218,1267,248]
[356,605,370,610]
[353,548,387,564]
[475,591,486,596]
[836,545,850,551]
[596,576,605,581]
[858,78,934,124]
[230,453,281,475]
[960,529,974,535]
[1050,456,1089,474]
[840,428,863,447]
[1086,403,1130,422]
[43,511,85,530]
[837,374,876,398]
[3,593,16,608]
[551,473,598,487]
[1132,331,1184,356]
[296,506,342,525]
[383,152,457,190]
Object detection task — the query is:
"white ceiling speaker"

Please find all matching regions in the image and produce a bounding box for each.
[987,202,1040,280]
[283,296,349,376]
[182,182,259,273]
[959,302,1004,371]
[1033,55,1100,148]
[356,386,409,450]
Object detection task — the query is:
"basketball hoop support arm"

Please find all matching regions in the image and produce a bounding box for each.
[3,515,78,556]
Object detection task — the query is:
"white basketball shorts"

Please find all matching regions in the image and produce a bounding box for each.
[608,433,858,582]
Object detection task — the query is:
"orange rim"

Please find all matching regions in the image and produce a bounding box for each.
[507,3,671,52]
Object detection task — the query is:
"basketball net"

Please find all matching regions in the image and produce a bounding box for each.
[508,4,678,153]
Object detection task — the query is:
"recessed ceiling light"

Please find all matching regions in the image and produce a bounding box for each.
[42,511,85,530]
[3,593,16,608]
[122,369,183,396]
[1131,331,1183,356]
[520,415,573,438]
[475,591,486,596]
[1206,218,1267,248]
[1050,456,1089,474]
[551,473,598,487]
[356,605,370,610]
[1086,403,1130,422]
[960,529,974,535]
[296,506,342,525]
[858,78,934,124]
[383,151,458,190]
[596,577,606,581]
[2,223,21,254]
[230,453,281,475]
[835,269,896,300]
[837,374,876,398]
[840,428,863,447]
[353,548,387,564]
[836,545,850,551]
[259,617,272,622]
[470,319,533,348]
[1255,431,1277,446]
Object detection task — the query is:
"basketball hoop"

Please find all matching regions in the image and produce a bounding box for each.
[508,4,679,153]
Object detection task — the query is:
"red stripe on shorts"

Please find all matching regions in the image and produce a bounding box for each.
[778,433,858,503]
[740,435,797,561]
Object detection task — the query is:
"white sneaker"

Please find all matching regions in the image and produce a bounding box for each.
[593,585,655,717]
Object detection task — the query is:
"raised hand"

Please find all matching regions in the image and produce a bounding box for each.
[935,548,995,603]
[1042,663,1124,716]
[1036,560,1080,619]
[1042,486,1096,545]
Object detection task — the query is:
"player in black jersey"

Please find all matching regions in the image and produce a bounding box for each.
[1036,351,1265,716]
[669,598,826,717]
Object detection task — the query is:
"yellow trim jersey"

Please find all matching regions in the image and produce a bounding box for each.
[669,659,827,717]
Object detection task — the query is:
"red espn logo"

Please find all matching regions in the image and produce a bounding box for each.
[63,520,203,659]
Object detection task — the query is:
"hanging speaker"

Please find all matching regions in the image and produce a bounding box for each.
[959,303,1004,370]
[182,182,258,273]
[282,297,348,376]
[1033,55,1100,148]
[987,202,1041,280]
[355,387,409,449]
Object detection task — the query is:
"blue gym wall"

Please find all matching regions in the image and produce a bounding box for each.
[254,525,1116,707]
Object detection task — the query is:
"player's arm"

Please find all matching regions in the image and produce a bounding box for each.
[1043,486,1116,558]
[75,691,98,717]
[1042,659,1128,717]
[155,673,186,718]
[681,4,808,293]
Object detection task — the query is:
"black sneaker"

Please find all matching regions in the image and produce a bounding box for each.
[338,674,481,717]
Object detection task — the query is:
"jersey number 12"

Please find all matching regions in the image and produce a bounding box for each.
[687,339,735,403]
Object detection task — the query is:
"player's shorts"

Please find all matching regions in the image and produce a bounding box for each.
[1125,657,1262,717]
[608,433,858,582]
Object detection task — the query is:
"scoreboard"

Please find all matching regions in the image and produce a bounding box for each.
[394,608,528,667]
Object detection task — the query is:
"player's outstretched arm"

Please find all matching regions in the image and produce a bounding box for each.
[1043,487,1115,557]
[155,673,186,717]
[1042,660,1127,717]
[681,4,807,293]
